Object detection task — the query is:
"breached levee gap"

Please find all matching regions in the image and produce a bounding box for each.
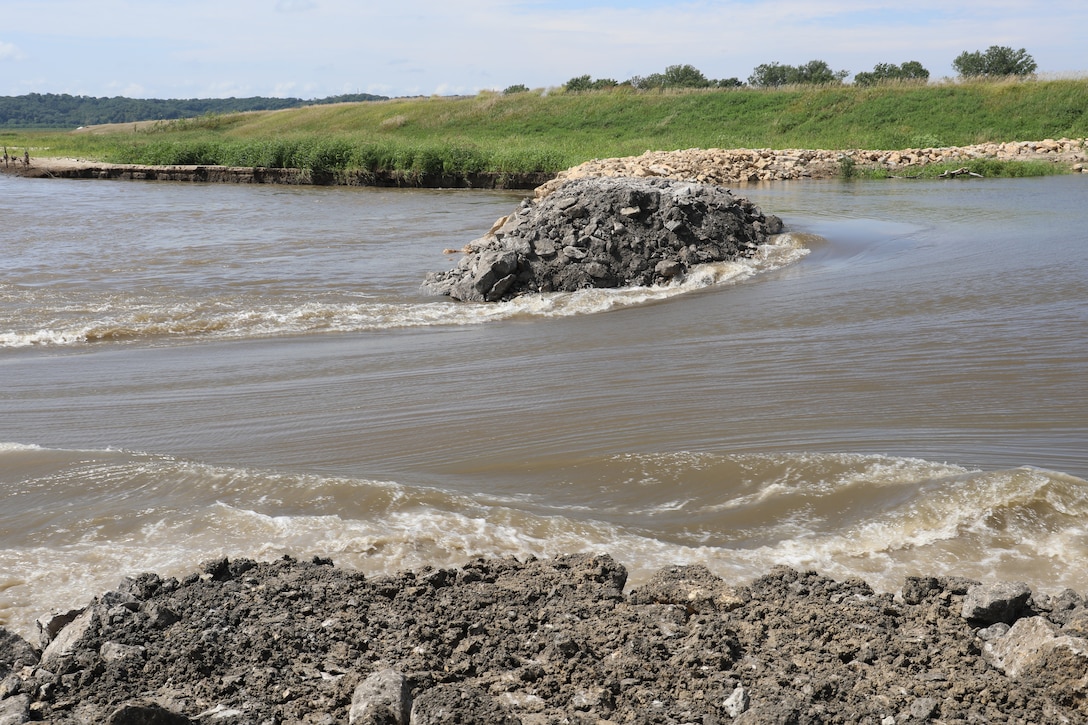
[422,176,785,303]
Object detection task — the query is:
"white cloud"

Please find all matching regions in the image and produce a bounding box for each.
[0,1,1085,97]
[0,40,26,61]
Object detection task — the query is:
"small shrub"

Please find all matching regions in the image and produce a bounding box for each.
[909,134,943,149]
[838,156,856,178]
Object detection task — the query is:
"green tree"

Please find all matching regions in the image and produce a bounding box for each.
[714,77,745,88]
[564,75,594,92]
[629,73,662,90]
[662,64,711,88]
[953,46,1037,78]
[630,65,711,90]
[502,84,529,95]
[748,60,848,87]
[747,62,793,88]
[854,60,930,86]
[794,59,849,84]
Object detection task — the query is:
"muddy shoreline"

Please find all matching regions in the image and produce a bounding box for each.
[3,158,553,189]
[2,554,1087,724]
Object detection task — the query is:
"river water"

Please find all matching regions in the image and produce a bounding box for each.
[2,173,1086,640]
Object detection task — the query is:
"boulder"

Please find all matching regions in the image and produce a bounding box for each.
[38,607,99,672]
[349,668,410,725]
[423,176,783,302]
[35,608,83,649]
[961,581,1032,625]
[982,615,1088,678]
[0,694,30,725]
[0,629,38,678]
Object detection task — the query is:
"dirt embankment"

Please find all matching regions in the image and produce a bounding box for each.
[2,554,1087,724]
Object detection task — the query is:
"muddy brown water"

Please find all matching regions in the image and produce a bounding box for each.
[2,173,1086,640]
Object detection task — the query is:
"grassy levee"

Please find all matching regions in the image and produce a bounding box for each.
[5,79,1086,180]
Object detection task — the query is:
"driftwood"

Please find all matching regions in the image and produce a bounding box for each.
[937,166,983,178]
[887,166,985,180]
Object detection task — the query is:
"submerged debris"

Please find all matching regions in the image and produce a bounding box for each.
[422,176,782,302]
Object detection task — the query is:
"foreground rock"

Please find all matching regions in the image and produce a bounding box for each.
[422,176,782,302]
[3,554,1088,723]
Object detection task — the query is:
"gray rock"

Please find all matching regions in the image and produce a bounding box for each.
[909,696,939,720]
[35,608,83,649]
[100,641,147,664]
[423,177,784,302]
[144,602,181,629]
[496,692,545,713]
[349,668,410,725]
[982,615,1088,678]
[0,673,22,700]
[38,606,98,671]
[0,629,38,678]
[0,694,30,725]
[724,686,750,717]
[901,576,940,605]
[117,572,171,601]
[961,581,1032,624]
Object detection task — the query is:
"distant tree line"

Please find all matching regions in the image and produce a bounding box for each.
[0,92,388,129]
[562,65,743,92]
[559,46,1038,92]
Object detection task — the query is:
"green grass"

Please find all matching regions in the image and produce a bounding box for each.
[7,78,1087,178]
[859,158,1070,179]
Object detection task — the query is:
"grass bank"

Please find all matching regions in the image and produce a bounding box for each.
[5,79,1086,180]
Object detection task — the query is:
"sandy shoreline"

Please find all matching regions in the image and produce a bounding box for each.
[4,138,1085,190]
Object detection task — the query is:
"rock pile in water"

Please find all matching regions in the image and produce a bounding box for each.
[2,554,1088,724]
[422,176,782,302]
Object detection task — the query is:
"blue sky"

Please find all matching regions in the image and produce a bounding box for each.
[1,1,1084,99]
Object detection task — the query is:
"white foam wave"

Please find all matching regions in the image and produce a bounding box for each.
[0,441,44,453]
[0,235,809,347]
[7,446,1083,643]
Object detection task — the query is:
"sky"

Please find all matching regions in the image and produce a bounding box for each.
[1,0,1084,99]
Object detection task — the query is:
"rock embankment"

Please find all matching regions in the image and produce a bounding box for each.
[422,176,782,302]
[2,554,1087,724]
[538,137,1088,192]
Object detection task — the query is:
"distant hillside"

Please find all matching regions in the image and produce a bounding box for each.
[0,92,389,128]
[6,80,1085,183]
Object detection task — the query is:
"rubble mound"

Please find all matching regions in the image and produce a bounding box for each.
[3,555,1088,723]
[422,176,782,302]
